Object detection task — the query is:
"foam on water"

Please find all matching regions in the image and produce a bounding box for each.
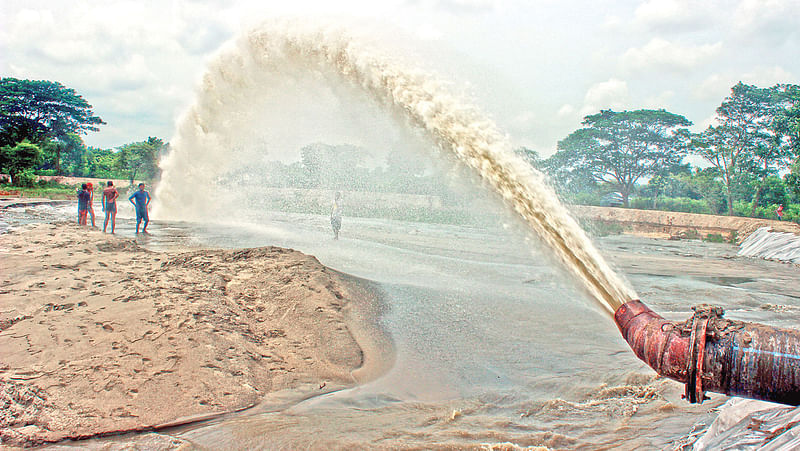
[155,21,636,315]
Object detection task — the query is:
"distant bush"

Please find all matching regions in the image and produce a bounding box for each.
[15,169,38,188]
[580,219,625,236]
[704,233,726,243]
[732,201,799,223]
[630,197,713,214]
[568,192,604,206]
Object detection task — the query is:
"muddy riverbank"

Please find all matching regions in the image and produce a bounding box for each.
[0,223,391,446]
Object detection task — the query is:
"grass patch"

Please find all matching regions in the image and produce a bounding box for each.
[703,233,726,243]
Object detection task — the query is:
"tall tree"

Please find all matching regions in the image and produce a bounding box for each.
[553,109,692,206]
[691,82,796,215]
[786,157,800,201]
[775,84,800,156]
[0,78,104,148]
[747,84,799,214]
[116,137,166,184]
[691,125,748,215]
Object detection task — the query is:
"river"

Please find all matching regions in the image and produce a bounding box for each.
[9,204,795,449]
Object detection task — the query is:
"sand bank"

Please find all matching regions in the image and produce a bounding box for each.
[0,223,390,447]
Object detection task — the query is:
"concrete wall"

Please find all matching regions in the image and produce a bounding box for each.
[573,205,800,242]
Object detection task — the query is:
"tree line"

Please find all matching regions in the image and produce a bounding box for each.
[521,82,800,221]
[3,76,799,222]
[0,77,165,187]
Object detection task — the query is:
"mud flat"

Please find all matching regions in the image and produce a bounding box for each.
[0,223,391,447]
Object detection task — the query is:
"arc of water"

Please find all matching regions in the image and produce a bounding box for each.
[156,23,637,315]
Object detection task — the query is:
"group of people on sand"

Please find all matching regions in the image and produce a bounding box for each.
[77,181,151,234]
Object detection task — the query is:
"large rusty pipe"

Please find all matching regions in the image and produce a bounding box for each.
[614,300,800,406]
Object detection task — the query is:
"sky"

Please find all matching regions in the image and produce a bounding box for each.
[1,0,799,157]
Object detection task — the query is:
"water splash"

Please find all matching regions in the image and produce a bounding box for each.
[155,21,636,315]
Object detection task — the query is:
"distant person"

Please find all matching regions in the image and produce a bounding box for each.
[776,204,784,221]
[77,183,91,225]
[331,191,342,240]
[85,182,96,227]
[128,182,151,234]
[102,181,119,233]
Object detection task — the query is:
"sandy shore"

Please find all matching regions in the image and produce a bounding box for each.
[0,223,390,447]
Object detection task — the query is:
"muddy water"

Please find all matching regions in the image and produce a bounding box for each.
[21,207,785,450]
[9,206,796,449]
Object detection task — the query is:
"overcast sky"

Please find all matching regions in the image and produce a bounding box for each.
[2,0,798,156]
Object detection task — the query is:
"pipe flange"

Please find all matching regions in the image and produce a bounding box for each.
[684,305,721,403]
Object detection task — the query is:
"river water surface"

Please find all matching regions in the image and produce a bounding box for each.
[8,205,799,449]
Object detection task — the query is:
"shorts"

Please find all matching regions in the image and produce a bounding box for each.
[105,202,117,213]
[331,217,341,231]
[136,209,149,223]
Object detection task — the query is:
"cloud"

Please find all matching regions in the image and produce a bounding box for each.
[733,0,800,43]
[693,73,732,101]
[557,104,575,117]
[579,78,630,116]
[601,14,623,30]
[509,110,537,128]
[414,23,445,40]
[694,66,795,102]
[642,90,675,109]
[621,38,722,72]
[632,0,711,32]
[741,66,795,86]
[405,0,498,14]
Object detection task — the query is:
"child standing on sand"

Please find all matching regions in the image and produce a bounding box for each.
[77,184,91,225]
[86,182,96,227]
[102,181,119,233]
[776,204,784,221]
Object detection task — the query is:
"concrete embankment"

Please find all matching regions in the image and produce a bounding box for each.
[572,205,800,243]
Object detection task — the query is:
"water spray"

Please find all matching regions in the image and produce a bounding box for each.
[157,20,636,316]
[157,21,800,406]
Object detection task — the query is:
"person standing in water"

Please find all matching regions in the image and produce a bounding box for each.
[102,181,119,233]
[331,191,342,240]
[85,182,97,227]
[128,182,151,234]
[77,183,91,225]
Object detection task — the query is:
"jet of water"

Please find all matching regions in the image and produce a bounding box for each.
[155,21,637,316]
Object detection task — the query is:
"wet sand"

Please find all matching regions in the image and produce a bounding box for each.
[0,223,391,447]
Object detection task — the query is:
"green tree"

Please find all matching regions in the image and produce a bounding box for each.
[775,85,800,156]
[514,147,542,168]
[37,133,89,176]
[758,176,789,207]
[86,147,123,179]
[553,109,692,206]
[540,149,599,197]
[745,84,799,214]
[786,157,800,200]
[691,83,793,215]
[0,78,104,150]
[0,140,41,183]
[116,137,166,184]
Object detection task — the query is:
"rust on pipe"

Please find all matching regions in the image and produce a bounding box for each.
[614,300,800,406]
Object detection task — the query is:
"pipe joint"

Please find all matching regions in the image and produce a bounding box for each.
[614,300,800,406]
